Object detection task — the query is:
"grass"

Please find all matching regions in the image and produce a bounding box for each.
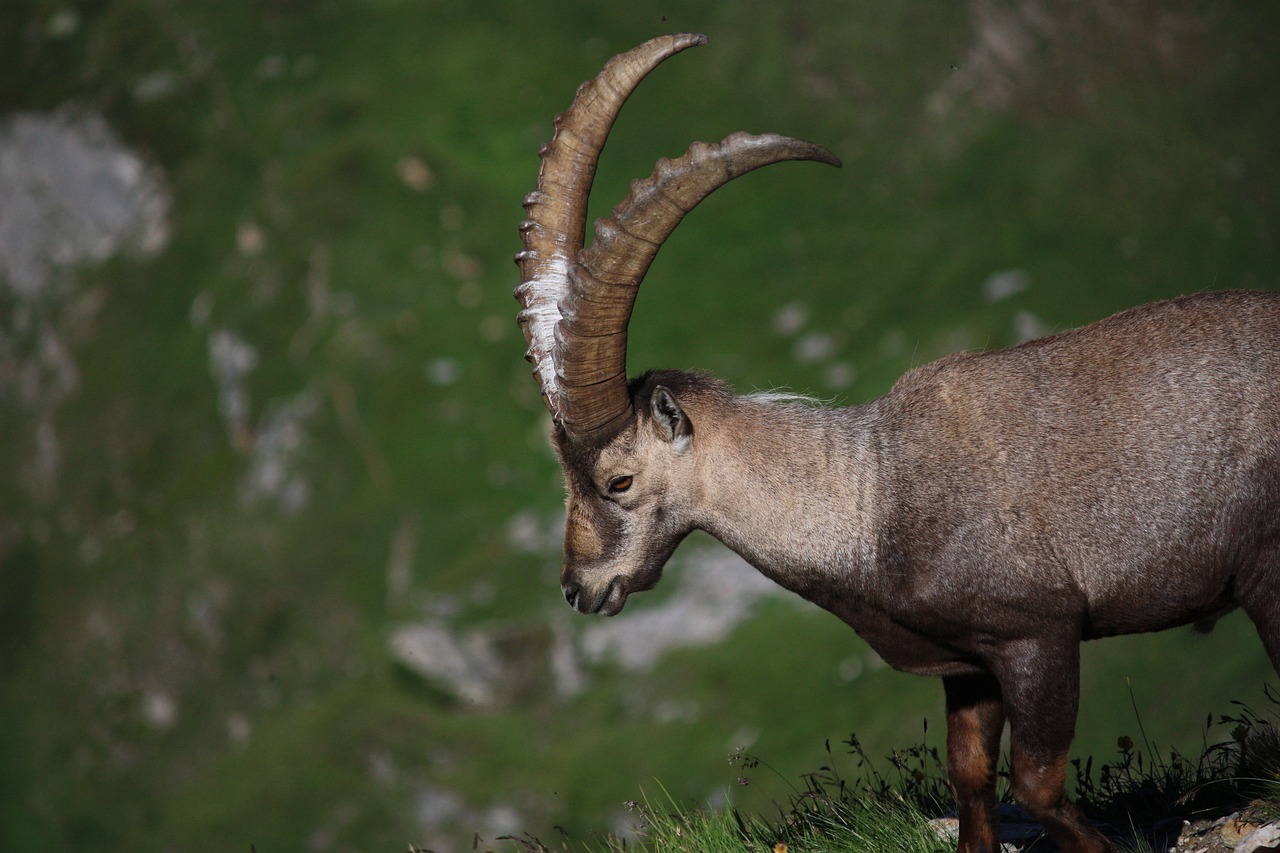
[1073,687,1280,838]
[561,690,1280,853]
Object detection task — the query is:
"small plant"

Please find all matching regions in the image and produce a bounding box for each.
[555,692,1280,853]
[713,723,953,852]
[1072,686,1280,847]
[824,724,956,812]
[1214,686,1280,819]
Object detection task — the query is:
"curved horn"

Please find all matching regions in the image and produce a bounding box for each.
[556,132,841,438]
[515,35,842,442]
[514,33,707,424]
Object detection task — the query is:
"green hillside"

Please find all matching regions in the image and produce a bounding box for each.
[1,2,1276,850]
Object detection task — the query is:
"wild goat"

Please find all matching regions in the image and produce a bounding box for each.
[514,33,1280,853]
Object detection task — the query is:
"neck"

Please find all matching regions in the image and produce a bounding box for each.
[692,395,883,603]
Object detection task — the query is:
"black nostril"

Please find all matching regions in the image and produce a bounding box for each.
[563,581,581,609]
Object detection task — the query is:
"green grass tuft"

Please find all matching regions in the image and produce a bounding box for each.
[569,692,1280,853]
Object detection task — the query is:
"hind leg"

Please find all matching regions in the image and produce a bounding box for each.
[1250,608,1280,676]
[1242,596,1280,677]
[995,635,1111,853]
[1240,549,1280,676]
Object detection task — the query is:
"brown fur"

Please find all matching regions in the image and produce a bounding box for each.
[554,290,1280,853]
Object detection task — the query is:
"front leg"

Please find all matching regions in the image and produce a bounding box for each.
[996,637,1111,853]
[944,673,1006,853]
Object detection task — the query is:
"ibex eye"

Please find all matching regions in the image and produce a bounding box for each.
[608,475,633,493]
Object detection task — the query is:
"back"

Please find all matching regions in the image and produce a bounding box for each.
[883,290,1280,635]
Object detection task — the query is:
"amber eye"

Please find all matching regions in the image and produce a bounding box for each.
[607,475,634,494]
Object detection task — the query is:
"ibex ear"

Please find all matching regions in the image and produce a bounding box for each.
[651,386,692,452]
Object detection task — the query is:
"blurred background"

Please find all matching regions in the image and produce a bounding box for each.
[1,1,1277,850]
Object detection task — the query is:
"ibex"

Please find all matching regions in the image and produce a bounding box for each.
[514,33,1280,853]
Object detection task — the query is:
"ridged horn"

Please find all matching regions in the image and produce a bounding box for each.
[556,132,841,438]
[514,33,707,426]
[514,34,842,443]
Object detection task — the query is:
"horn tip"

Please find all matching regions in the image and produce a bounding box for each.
[814,145,843,169]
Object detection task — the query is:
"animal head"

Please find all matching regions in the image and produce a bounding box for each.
[513,34,839,615]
